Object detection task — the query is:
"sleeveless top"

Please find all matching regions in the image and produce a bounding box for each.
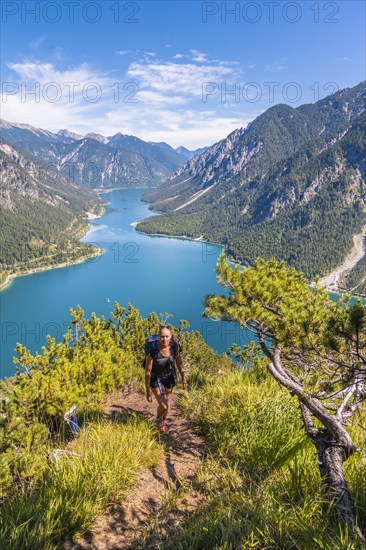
[151,344,176,379]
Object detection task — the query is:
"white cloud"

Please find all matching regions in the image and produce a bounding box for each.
[190,49,208,63]
[1,60,116,130]
[53,47,64,62]
[127,60,239,98]
[136,90,188,106]
[115,49,156,58]
[265,58,288,72]
[218,60,240,66]
[1,56,248,148]
[116,50,134,56]
[265,63,284,72]
[100,108,248,148]
[7,60,112,87]
[29,36,46,50]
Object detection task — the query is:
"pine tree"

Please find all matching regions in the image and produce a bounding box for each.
[204,255,366,540]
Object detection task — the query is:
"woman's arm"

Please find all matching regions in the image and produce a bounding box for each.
[175,352,187,390]
[145,354,153,402]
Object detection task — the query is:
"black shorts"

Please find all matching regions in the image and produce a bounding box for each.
[150,371,176,389]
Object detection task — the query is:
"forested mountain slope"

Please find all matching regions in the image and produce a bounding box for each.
[138,82,366,289]
[0,141,102,287]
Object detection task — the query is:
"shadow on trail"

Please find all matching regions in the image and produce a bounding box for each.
[71,390,206,550]
[104,402,190,491]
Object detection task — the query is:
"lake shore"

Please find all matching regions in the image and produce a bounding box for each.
[0,248,103,292]
[0,190,151,293]
[0,210,105,293]
[135,218,366,299]
[1,187,242,376]
[132,223,207,243]
[97,186,151,195]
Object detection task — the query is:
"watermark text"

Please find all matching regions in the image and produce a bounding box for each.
[202,2,339,24]
[1,1,139,23]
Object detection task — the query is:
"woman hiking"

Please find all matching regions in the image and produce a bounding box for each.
[145,325,187,432]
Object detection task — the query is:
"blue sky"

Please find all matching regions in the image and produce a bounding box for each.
[1,0,365,148]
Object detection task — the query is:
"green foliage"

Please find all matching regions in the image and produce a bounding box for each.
[0,194,97,272]
[341,255,366,296]
[1,293,364,548]
[0,304,145,497]
[137,211,204,239]
[228,341,268,374]
[0,303,187,547]
[164,356,366,549]
[204,255,366,419]
[180,329,234,390]
[0,418,163,550]
[199,255,366,542]
[205,255,332,352]
[0,303,195,499]
[181,369,306,476]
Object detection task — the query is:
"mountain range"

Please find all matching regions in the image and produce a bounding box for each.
[0,120,201,189]
[138,81,366,294]
[0,120,193,189]
[1,82,365,293]
[175,145,208,159]
[0,118,207,287]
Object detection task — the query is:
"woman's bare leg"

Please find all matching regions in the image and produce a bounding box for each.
[152,385,173,430]
[161,388,173,422]
[152,385,168,420]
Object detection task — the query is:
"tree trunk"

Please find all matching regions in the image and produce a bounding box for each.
[313,429,357,534]
[266,354,365,541]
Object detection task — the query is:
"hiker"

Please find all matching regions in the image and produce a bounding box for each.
[145,325,187,432]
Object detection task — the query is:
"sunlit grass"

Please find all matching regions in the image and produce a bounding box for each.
[0,415,164,550]
[164,366,366,549]
[181,369,306,476]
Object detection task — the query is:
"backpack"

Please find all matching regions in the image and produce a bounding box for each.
[145,334,159,358]
[141,334,159,368]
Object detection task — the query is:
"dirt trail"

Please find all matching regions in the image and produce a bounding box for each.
[71,387,205,549]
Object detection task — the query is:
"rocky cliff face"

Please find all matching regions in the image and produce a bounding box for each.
[0,141,97,211]
[173,127,256,185]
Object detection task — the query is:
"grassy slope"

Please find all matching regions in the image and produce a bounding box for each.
[0,309,365,549]
[170,365,366,549]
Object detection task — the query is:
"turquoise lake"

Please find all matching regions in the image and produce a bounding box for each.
[0,188,250,379]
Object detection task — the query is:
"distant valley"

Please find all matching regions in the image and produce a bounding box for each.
[138,81,366,295]
[1,82,365,294]
[0,120,200,288]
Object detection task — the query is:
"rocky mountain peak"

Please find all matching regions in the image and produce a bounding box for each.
[84,132,109,144]
[57,129,83,140]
